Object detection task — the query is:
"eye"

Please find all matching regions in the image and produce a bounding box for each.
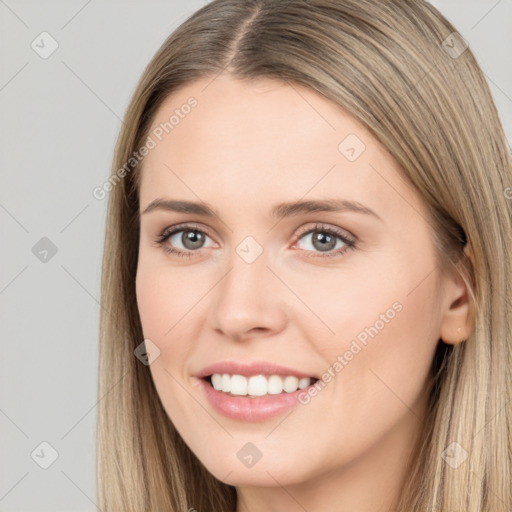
[153,222,356,259]
[153,223,215,258]
[292,223,356,258]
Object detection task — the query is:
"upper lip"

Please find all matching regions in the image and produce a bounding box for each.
[196,361,319,380]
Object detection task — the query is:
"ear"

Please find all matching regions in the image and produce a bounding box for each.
[439,243,474,345]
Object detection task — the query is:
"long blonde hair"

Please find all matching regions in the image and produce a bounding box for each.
[97,1,512,510]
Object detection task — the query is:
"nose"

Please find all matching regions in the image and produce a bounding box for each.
[208,246,288,342]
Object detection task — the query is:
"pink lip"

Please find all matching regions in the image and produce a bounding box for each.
[197,377,316,422]
[195,361,319,422]
[196,361,318,379]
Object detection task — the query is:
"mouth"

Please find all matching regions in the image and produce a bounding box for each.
[203,373,320,398]
[195,361,322,420]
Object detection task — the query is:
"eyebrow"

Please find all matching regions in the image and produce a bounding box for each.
[141,198,383,222]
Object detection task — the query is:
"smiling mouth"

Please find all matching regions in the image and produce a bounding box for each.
[205,373,319,398]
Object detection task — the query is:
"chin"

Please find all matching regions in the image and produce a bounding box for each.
[195,449,313,488]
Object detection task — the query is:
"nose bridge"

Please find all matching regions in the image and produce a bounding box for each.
[218,238,269,313]
[209,235,286,339]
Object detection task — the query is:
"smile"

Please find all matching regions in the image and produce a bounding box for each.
[209,373,318,397]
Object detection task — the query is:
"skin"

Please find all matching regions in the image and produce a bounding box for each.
[135,74,473,512]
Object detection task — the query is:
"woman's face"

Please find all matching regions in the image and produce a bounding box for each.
[135,75,463,490]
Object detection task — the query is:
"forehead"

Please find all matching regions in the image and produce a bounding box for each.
[146,75,371,158]
[139,75,426,223]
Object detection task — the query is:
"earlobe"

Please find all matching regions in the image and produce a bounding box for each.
[439,243,474,345]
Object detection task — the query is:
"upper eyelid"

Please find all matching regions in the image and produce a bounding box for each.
[164,222,215,240]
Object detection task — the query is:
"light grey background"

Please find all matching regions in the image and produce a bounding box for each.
[0,1,511,510]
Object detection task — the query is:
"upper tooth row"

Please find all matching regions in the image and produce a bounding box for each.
[210,373,312,396]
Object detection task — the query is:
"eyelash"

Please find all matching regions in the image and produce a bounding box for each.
[153,222,356,259]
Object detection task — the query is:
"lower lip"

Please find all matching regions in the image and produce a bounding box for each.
[198,377,313,422]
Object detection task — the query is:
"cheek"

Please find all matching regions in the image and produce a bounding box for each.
[135,263,202,430]
[135,263,196,397]
[135,260,205,342]
[135,267,171,341]
[135,260,212,395]
[320,264,442,437]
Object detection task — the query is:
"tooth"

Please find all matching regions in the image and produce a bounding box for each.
[221,373,231,392]
[211,374,222,390]
[210,373,314,396]
[248,375,267,396]
[283,376,299,393]
[230,374,248,395]
[298,377,311,389]
[267,375,283,395]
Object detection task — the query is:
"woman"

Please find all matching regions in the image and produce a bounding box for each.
[97,1,512,510]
